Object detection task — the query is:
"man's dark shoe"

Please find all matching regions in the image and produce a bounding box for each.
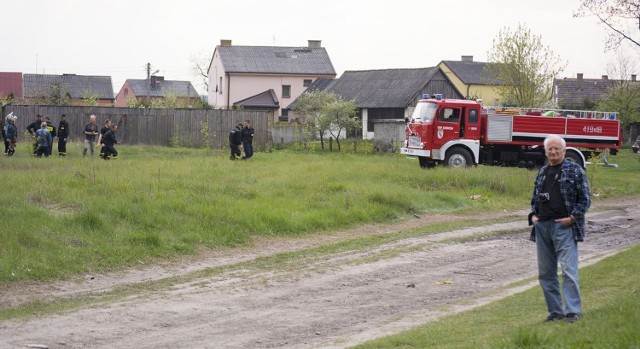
[544,313,565,322]
[565,313,580,323]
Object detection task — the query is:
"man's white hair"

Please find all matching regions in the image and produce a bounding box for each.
[544,134,566,149]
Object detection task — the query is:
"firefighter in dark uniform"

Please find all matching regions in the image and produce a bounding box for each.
[229,123,243,160]
[98,119,112,158]
[241,120,254,159]
[101,124,119,160]
[57,114,69,156]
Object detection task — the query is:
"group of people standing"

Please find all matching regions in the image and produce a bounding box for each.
[2,113,69,157]
[2,112,118,159]
[228,120,254,160]
[25,113,69,157]
[82,114,119,159]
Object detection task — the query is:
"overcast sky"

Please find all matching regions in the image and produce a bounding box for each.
[4,0,634,95]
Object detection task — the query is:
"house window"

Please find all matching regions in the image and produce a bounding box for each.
[303,79,312,87]
[282,85,291,98]
[219,77,223,94]
[281,108,289,116]
[124,88,128,97]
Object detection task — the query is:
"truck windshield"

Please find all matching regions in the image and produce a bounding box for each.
[411,102,437,122]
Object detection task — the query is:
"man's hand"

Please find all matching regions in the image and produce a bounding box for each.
[555,216,575,226]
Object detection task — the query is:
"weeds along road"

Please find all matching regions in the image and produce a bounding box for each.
[1,197,639,349]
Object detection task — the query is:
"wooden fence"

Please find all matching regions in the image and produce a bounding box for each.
[1,105,270,150]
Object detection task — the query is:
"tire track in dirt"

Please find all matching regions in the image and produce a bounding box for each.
[1,198,639,349]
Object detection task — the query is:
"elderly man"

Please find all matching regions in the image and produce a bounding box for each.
[83,114,99,157]
[528,134,591,324]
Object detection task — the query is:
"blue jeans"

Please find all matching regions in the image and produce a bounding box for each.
[535,220,582,316]
[243,142,253,158]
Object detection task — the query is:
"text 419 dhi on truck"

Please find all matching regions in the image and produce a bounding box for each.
[400,94,622,169]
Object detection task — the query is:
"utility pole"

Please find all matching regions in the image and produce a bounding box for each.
[146,63,159,106]
[146,62,151,105]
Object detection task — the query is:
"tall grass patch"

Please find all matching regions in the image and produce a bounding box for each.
[1,143,640,283]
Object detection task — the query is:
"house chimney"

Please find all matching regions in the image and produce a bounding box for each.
[602,75,608,80]
[461,55,473,62]
[308,40,321,48]
[632,74,637,82]
[220,39,232,47]
[577,73,583,81]
[150,76,164,89]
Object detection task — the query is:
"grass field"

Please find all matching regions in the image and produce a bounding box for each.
[1,141,640,347]
[1,141,639,285]
[354,244,640,349]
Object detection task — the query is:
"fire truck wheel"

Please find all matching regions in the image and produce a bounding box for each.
[444,148,473,168]
[564,150,585,168]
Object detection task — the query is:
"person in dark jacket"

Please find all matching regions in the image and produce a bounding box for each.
[83,114,99,157]
[229,123,243,160]
[98,119,112,158]
[101,124,119,159]
[27,114,43,156]
[528,135,591,324]
[57,114,69,156]
[241,120,254,159]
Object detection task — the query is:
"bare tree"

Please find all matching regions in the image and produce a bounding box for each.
[190,51,211,94]
[606,49,639,79]
[575,0,640,49]
[599,50,640,142]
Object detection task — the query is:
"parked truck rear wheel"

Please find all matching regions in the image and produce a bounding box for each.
[565,149,585,168]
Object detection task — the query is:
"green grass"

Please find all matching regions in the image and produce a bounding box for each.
[353,245,640,349]
[1,141,639,284]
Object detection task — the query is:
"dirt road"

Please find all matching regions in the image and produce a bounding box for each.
[1,198,639,349]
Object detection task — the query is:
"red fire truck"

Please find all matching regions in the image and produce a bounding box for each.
[400,95,622,169]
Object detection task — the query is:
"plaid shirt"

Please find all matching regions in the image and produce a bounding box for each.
[528,159,591,242]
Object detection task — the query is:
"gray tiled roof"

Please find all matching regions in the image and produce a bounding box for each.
[305,78,335,92]
[441,60,502,85]
[553,77,618,108]
[126,79,199,98]
[233,89,279,108]
[217,45,336,75]
[326,68,439,108]
[23,74,114,99]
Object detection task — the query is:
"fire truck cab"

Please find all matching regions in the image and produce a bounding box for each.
[400,95,622,169]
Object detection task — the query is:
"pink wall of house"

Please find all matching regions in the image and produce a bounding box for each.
[0,72,23,99]
[207,48,333,114]
[114,81,134,107]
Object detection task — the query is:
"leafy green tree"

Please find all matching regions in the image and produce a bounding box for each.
[293,91,358,151]
[486,24,566,107]
[293,90,336,149]
[80,90,100,106]
[44,83,73,105]
[575,0,640,50]
[324,97,359,151]
[597,81,640,142]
